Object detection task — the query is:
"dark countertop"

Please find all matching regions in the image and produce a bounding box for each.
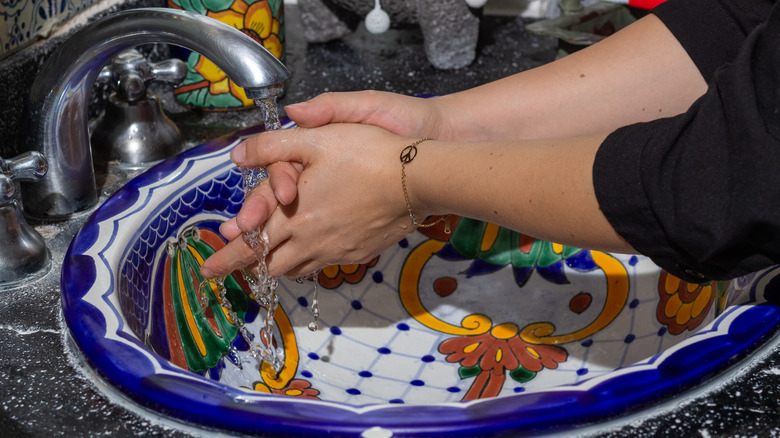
[2,6,780,437]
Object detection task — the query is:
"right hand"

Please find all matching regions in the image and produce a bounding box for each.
[232,90,452,239]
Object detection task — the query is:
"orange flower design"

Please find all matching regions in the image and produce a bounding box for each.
[254,379,320,400]
[657,270,715,335]
[439,327,567,400]
[169,0,284,108]
[318,257,379,289]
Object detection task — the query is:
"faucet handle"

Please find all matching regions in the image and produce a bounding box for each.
[0,153,51,284]
[97,48,187,102]
[1,151,48,182]
[0,152,47,205]
[96,49,145,87]
[149,58,188,87]
[0,174,13,203]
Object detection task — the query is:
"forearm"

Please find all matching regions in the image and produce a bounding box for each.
[405,135,633,253]
[431,14,707,141]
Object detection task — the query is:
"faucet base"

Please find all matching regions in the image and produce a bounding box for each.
[0,201,51,289]
[91,93,183,169]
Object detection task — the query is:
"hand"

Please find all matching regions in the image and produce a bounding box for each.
[236,91,447,234]
[227,160,303,237]
[201,122,417,278]
[199,161,302,279]
[286,90,449,139]
[200,91,438,279]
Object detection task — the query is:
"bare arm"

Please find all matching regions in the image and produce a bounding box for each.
[432,14,707,141]
[289,14,707,142]
[200,125,628,278]
[405,135,628,252]
[200,14,704,278]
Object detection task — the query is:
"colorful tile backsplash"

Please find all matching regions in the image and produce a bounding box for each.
[0,0,98,59]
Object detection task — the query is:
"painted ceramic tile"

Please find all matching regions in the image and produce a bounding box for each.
[1,0,97,59]
[167,0,284,109]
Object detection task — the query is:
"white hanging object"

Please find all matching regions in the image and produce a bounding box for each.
[465,0,488,7]
[365,0,391,34]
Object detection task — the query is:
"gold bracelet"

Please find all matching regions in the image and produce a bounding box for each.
[400,138,451,234]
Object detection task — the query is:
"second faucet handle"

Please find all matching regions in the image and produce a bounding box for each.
[0,151,47,204]
[1,151,47,182]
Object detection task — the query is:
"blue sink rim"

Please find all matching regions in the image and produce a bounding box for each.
[61,120,780,437]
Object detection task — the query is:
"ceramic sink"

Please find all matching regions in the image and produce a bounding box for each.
[61,120,780,437]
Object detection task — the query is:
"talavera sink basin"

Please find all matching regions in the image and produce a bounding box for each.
[62,119,780,437]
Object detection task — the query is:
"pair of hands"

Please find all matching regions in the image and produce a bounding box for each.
[199,91,447,279]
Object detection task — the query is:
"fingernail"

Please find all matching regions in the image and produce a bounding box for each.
[231,142,246,163]
[284,101,309,112]
[200,265,213,278]
[274,190,286,206]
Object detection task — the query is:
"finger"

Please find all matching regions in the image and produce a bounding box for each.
[200,236,258,279]
[285,91,385,128]
[265,242,312,279]
[260,205,306,277]
[235,181,278,235]
[219,218,241,240]
[282,260,326,280]
[267,161,301,206]
[231,128,310,169]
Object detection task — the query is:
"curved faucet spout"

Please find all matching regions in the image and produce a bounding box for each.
[23,7,291,218]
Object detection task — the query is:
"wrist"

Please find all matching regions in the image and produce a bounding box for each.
[398,138,450,232]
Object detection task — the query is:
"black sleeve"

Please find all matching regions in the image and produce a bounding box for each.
[592,0,780,282]
[653,0,774,81]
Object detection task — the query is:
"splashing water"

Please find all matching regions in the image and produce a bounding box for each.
[200,96,320,376]
[296,273,320,331]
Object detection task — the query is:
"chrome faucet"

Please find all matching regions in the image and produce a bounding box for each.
[23,8,291,219]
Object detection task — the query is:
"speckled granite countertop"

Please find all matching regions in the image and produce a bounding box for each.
[2,6,780,437]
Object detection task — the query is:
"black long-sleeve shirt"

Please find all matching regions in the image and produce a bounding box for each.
[592,0,780,282]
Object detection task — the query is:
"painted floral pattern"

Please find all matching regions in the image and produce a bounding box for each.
[155,215,706,404]
[254,379,321,400]
[162,227,249,372]
[401,216,630,401]
[318,257,378,289]
[440,329,568,400]
[657,270,715,335]
[168,0,284,109]
[428,216,597,286]
[159,225,322,399]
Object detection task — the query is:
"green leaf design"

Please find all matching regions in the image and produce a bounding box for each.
[168,235,246,372]
[509,366,537,383]
[449,217,581,269]
[458,364,483,379]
